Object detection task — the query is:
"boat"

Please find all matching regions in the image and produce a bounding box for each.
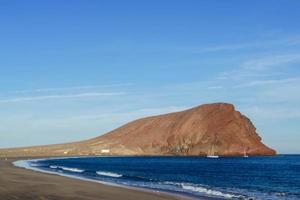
[243,148,249,158]
[207,144,219,158]
[207,155,219,158]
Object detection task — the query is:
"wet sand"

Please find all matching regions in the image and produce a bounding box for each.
[0,158,188,200]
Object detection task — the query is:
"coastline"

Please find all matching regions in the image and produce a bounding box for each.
[0,157,192,200]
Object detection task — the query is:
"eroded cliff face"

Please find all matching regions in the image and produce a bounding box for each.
[0,103,276,157]
[91,103,276,156]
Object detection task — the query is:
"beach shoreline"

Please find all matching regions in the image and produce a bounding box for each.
[0,157,191,200]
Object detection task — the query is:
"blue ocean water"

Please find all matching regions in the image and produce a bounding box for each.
[28,155,300,200]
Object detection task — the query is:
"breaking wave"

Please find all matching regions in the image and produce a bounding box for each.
[96,171,123,178]
[49,165,84,173]
[180,183,239,199]
[160,181,242,199]
[30,163,41,167]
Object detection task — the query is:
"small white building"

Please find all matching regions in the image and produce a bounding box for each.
[101,149,110,154]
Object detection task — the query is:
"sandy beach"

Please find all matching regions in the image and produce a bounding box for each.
[0,158,188,200]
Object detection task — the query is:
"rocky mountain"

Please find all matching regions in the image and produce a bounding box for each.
[0,103,276,157]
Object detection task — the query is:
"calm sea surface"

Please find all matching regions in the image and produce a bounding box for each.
[28,155,300,200]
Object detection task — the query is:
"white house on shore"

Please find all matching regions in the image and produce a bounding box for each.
[101,149,110,154]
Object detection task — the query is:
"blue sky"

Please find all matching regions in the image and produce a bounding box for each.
[0,0,299,153]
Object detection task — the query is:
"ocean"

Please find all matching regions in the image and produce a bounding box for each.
[15,155,300,200]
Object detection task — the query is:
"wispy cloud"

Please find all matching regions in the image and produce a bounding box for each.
[178,36,300,53]
[206,86,223,90]
[15,83,133,94]
[61,106,188,122]
[0,92,125,103]
[218,53,300,80]
[241,54,300,71]
[233,77,300,88]
[242,106,300,120]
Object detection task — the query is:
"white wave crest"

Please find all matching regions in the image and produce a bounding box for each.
[49,165,84,173]
[160,181,240,199]
[96,171,123,178]
[30,163,40,167]
[61,167,85,173]
[180,183,237,199]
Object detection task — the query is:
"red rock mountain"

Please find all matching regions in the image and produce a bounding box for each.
[0,103,276,157]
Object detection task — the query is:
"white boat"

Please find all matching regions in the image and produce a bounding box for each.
[243,148,249,158]
[207,144,219,158]
[207,155,219,158]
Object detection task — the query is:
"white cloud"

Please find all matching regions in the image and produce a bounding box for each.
[0,92,125,103]
[178,36,300,53]
[242,106,300,121]
[55,106,188,122]
[241,54,300,71]
[15,83,133,94]
[206,86,223,90]
[217,52,300,82]
[233,77,300,88]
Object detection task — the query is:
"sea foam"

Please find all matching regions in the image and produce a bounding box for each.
[49,165,84,173]
[96,171,123,178]
[160,181,240,199]
[61,167,85,173]
[180,183,238,199]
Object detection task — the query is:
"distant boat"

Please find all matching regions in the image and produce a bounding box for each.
[207,144,219,158]
[207,155,219,158]
[243,148,249,158]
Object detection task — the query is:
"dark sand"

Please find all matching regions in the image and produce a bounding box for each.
[0,158,188,200]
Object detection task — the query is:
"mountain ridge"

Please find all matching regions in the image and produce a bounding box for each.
[0,103,276,157]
